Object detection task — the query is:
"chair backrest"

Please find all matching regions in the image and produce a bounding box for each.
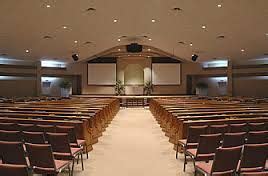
[197,134,222,156]
[229,123,248,133]
[0,141,27,165]
[248,123,267,132]
[211,146,242,174]
[241,172,268,176]
[18,123,36,132]
[25,143,56,170]
[56,125,77,144]
[47,132,72,154]
[22,131,46,144]
[239,143,268,172]
[222,132,246,148]
[209,124,228,135]
[186,125,208,144]
[247,131,268,144]
[0,122,17,131]
[36,124,55,133]
[0,130,22,142]
[0,164,28,176]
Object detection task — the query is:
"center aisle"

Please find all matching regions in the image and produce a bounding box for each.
[73,108,193,176]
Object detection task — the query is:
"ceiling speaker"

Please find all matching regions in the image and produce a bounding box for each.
[72,54,79,61]
[126,43,143,53]
[191,54,198,62]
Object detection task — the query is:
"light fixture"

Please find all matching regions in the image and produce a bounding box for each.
[217,4,222,8]
[241,49,245,52]
[151,19,156,23]
[265,33,268,36]
[113,19,118,23]
[118,49,121,51]
[46,4,51,8]
[202,25,206,29]
[117,38,121,42]
[148,48,151,51]
[190,43,193,46]
[63,26,67,29]
[74,40,78,43]
[25,49,30,53]
[148,38,152,41]
[139,55,142,57]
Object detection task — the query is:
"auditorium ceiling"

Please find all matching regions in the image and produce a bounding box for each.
[0,0,267,63]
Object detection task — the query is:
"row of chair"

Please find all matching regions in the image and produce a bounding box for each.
[176,123,268,158]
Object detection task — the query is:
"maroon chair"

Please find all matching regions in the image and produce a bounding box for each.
[18,123,37,132]
[47,132,84,173]
[0,122,17,131]
[184,133,222,172]
[25,143,71,176]
[241,172,268,176]
[176,125,208,159]
[22,131,46,144]
[229,123,248,133]
[222,132,246,148]
[248,123,267,132]
[0,130,22,142]
[36,124,55,140]
[209,124,228,135]
[195,146,242,176]
[56,125,88,159]
[0,163,28,176]
[238,143,268,173]
[0,141,28,166]
[246,131,268,144]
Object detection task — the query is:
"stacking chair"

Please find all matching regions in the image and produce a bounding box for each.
[176,125,208,159]
[0,130,22,142]
[209,124,228,135]
[0,122,17,131]
[229,123,248,133]
[238,143,268,173]
[56,125,88,159]
[222,132,246,148]
[184,133,222,172]
[0,141,28,165]
[246,131,268,144]
[0,164,28,176]
[25,143,71,176]
[47,132,84,173]
[36,124,55,140]
[18,123,36,132]
[195,146,242,176]
[22,131,46,144]
[248,123,267,132]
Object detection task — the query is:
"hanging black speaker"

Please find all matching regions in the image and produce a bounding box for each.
[191,54,198,62]
[72,54,79,61]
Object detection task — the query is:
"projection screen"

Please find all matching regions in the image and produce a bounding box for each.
[152,63,181,85]
[87,63,116,85]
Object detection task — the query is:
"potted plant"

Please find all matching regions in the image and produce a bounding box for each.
[59,80,72,97]
[143,81,153,95]
[115,80,125,95]
[196,82,208,96]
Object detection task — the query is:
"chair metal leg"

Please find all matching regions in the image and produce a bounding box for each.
[77,155,79,164]
[71,159,75,176]
[85,145,89,159]
[183,153,187,172]
[81,152,84,170]
[176,144,179,159]
[68,164,71,176]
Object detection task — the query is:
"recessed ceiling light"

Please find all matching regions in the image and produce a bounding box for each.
[217,4,222,8]
[25,49,30,53]
[127,55,130,57]
[151,19,156,23]
[148,48,151,51]
[139,55,142,56]
[148,38,152,41]
[118,49,121,51]
[241,49,245,52]
[190,43,193,46]
[113,19,118,23]
[265,33,268,36]
[63,26,67,29]
[202,25,206,29]
[147,56,150,58]
[117,38,121,42]
[74,40,78,43]
[46,4,51,8]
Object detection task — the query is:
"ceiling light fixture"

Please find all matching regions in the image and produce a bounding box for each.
[148,49,151,51]
[148,38,152,41]
[151,19,156,23]
[117,38,121,42]
[25,49,30,53]
[202,25,206,29]
[46,4,51,8]
[113,19,118,23]
[190,43,193,46]
[118,49,121,51]
[241,49,245,52]
[74,40,78,43]
[265,33,268,36]
[217,4,222,8]
[63,26,67,29]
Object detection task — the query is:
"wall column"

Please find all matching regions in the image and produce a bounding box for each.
[227,60,233,96]
[36,61,41,96]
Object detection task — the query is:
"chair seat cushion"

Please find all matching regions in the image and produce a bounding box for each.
[196,162,212,174]
[55,159,70,171]
[77,139,86,146]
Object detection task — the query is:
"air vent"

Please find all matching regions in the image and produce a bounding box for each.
[86,7,96,12]
[172,7,182,11]
[43,35,53,39]
[84,41,92,45]
[178,41,185,45]
[217,35,225,39]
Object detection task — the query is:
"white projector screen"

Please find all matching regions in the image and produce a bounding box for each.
[88,64,116,85]
[152,63,181,85]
